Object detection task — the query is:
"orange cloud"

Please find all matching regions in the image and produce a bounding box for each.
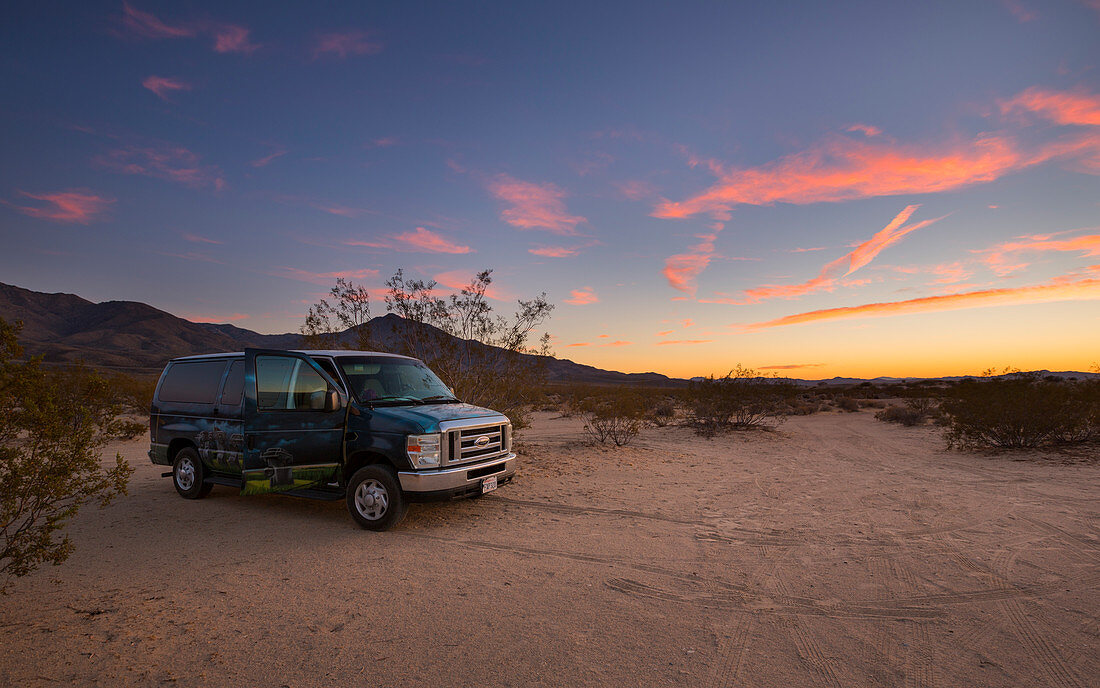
[142,75,191,100]
[433,270,509,301]
[713,206,942,304]
[313,30,384,59]
[740,274,1100,331]
[3,190,114,224]
[487,174,585,234]
[846,123,881,137]
[96,144,225,190]
[1001,87,1100,127]
[652,129,1097,221]
[565,287,598,305]
[655,339,712,345]
[663,230,722,294]
[656,330,673,336]
[979,232,1100,276]
[760,363,826,370]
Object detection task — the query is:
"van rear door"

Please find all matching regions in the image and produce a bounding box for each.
[241,349,347,495]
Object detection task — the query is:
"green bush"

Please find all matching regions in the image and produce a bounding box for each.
[941,373,1099,449]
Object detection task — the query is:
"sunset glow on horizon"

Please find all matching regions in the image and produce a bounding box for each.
[2,2,1098,379]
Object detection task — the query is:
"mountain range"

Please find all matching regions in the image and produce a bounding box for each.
[0,282,681,385]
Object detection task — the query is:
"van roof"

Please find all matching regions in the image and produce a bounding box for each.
[170,350,416,362]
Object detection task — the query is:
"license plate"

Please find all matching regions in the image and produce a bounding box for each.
[481,476,498,494]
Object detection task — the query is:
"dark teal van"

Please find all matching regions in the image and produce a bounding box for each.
[148,349,516,530]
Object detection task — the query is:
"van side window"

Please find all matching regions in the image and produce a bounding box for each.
[219,360,244,407]
[257,356,329,411]
[312,358,341,388]
[158,361,228,404]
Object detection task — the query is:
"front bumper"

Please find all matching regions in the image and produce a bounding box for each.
[398,453,517,500]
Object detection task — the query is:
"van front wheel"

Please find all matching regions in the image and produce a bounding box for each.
[346,465,407,531]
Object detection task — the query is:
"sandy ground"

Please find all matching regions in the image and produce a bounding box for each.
[1,410,1097,687]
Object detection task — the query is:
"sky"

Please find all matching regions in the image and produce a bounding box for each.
[1,1,1099,379]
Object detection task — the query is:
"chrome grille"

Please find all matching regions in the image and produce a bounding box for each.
[445,422,509,465]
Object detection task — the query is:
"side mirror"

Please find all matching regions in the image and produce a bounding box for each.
[325,390,342,412]
[309,389,342,411]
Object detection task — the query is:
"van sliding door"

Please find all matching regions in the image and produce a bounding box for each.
[241,349,346,495]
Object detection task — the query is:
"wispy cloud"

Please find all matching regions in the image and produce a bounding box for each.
[1000,86,1100,127]
[978,231,1100,276]
[272,267,380,285]
[142,75,191,101]
[652,127,1098,221]
[565,287,598,305]
[614,180,658,200]
[393,227,472,254]
[740,273,1100,331]
[313,30,384,59]
[487,174,586,235]
[120,2,194,39]
[3,190,114,224]
[1001,0,1037,22]
[846,123,881,137]
[118,4,258,54]
[703,206,945,304]
[663,228,723,295]
[250,146,287,168]
[182,232,223,244]
[655,339,711,346]
[96,143,225,190]
[529,246,579,258]
[760,363,826,370]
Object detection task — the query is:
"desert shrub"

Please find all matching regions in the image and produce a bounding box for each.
[104,372,158,416]
[580,390,646,446]
[875,405,923,426]
[646,398,677,427]
[303,270,554,429]
[836,397,860,412]
[941,372,1099,449]
[1,319,134,592]
[858,399,887,409]
[685,366,792,437]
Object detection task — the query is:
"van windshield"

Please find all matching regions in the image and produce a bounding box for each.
[337,356,459,405]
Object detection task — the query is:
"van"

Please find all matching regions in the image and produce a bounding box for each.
[147,349,516,530]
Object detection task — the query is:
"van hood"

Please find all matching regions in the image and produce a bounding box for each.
[366,402,505,433]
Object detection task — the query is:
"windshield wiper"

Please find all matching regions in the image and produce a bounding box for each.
[421,395,462,404]
[369,395,425,406]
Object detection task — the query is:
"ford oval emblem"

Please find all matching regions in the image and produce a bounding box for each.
[474,435,490,448]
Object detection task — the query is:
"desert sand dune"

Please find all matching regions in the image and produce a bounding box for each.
[1,411,1097,687]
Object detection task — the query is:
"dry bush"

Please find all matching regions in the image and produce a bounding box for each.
[579,389,646,446]
[836,397,860,412]
[858,399,887,409]
[646,397,677,427]
[941,372,1099,449]
[875,405,923,426]
[685,366,792,437]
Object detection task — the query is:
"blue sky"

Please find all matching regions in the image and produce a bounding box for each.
[2,1,1099,377]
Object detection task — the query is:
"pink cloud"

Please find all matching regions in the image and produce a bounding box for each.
[564,287,598,305]
[1001,0,1037,22]
[740,272,1100,331]
[96,143,225,190]
[846,123,882,137]
[978,232,1100,276]
[313,30,384,59]
[433,270,509,301]
[614,180,658,200]
[3,190,114,224]
[1000,86,1100,127]
[656,330,673,336]
[529,246,579,258]
[487,174,586,235]
[370,137,399,148]
[790,246,827,253]
[392,227,472,254]
[709,206,944,304]
[662,229,723,295]
[120,3,194,39]
[652,129,1099,221]
[142,75,192,101]
[250,147,287,168]
[182,232,222,245]
[211,25,259,54]
[272,267,381,286]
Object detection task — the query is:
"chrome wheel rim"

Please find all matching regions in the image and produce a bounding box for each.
[354,479,389,520]
[176,457,196,491]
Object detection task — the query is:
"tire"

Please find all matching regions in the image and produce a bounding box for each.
[173,447,213,499]
[346,465,407,531]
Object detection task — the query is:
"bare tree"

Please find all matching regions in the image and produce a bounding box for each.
[300,278,372,350]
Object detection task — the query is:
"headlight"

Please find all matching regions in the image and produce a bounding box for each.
[406,433,441,468]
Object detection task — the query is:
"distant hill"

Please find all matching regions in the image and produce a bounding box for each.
[0,282,682,386]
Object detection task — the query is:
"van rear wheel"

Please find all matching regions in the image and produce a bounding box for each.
[346,465,407,531]
[173,448,212,499]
